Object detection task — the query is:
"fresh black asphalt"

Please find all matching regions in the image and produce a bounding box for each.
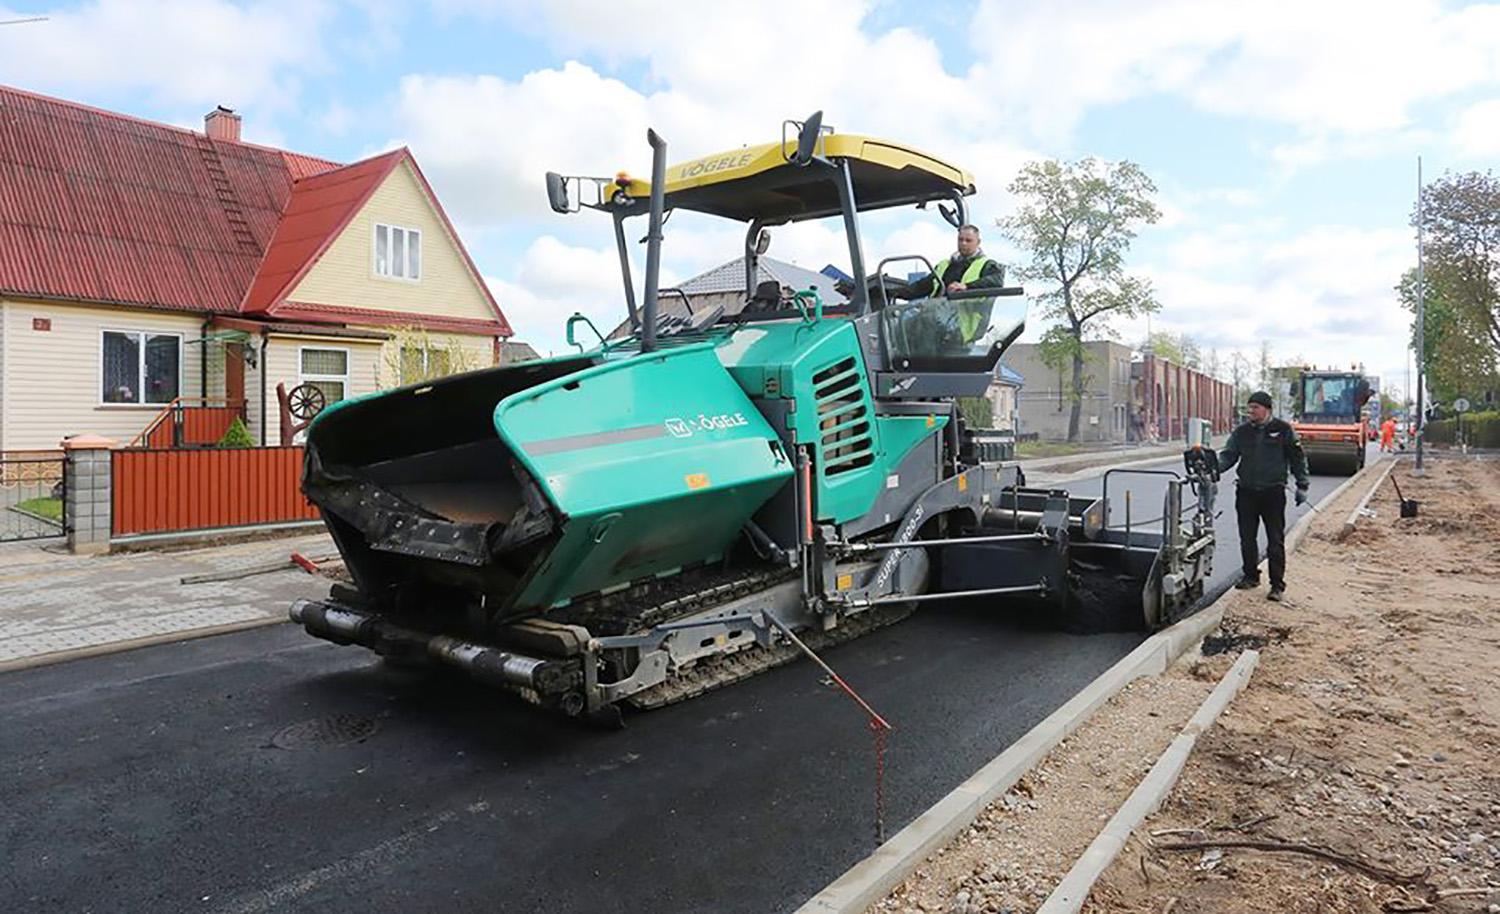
[0,452,1361,914]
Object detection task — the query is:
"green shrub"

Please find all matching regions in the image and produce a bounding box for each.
[1425,410,1500,447]
[957,396,996,429]
[217,416,254,448]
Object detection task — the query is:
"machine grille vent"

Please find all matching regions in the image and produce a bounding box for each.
[813,357,874,476]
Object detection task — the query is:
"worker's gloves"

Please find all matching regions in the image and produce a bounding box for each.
[1294,486,1308,507]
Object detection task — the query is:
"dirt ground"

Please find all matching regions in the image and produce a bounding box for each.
[867,456,1499,914]
[1087,456,1500,913]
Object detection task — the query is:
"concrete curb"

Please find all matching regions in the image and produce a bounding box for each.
[1286,454,1385,553]
[1035,649,1261,914]
[1337,458,1398,541]
[0,616,285,675]
[796,459,1372,914]
[794,601,1230,914]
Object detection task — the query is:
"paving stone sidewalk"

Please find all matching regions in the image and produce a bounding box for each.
[0,532,336,668]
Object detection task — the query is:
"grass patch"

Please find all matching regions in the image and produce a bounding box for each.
[1015,441,1092,459]
[15,496,62,522]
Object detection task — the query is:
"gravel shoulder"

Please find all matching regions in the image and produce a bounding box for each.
[1086,456,1500,914]
[866,456,1499,914]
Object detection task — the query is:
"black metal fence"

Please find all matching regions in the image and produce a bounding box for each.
[0,456,66,542]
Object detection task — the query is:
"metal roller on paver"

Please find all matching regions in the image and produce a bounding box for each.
[288,113,1220,722]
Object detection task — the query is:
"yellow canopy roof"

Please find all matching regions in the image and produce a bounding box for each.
[610,134,974,223]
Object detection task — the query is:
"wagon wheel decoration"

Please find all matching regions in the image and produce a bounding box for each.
[286,383,327,421]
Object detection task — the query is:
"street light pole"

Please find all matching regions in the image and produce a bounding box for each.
[1415,155,1425,475]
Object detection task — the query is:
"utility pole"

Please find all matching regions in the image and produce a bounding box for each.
[1415,156,1426,475]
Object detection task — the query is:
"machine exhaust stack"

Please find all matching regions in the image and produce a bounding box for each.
[640,128,668,353]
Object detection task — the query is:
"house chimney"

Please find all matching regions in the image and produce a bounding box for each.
[204,105,241,142]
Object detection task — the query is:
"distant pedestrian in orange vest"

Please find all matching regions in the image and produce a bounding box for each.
[1379,417,1397,453]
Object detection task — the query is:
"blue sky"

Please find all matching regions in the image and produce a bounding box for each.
[5,0,1500,397]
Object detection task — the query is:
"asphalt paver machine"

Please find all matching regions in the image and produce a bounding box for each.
[290,114,1218,721]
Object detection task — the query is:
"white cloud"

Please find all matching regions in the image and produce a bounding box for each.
[387,1,1040,230]
[1118,224,1414,381]
[967,0,1500,163]
[487,236,629,355]
[1452,98,1500,158]
[386,64,653,227]
[0,0,335,115]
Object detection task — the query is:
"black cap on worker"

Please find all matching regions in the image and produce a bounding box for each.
[1247,390,1273,409]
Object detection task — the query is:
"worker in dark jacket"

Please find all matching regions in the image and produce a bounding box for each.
[1216,390,1311,602]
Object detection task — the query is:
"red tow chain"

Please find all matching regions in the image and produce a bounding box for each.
[766,613,894,847]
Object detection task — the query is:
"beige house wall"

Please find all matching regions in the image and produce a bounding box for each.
[984,382,1018,431]
[0,298,205,453]
[0,303,499,452]
[288,160,496,323]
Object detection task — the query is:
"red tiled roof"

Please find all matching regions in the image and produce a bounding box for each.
[0,84,508,336]
[0,84,339,313]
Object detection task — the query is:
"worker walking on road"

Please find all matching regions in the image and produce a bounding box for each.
[1380,416,1397,453]
[1216,390,1311,603]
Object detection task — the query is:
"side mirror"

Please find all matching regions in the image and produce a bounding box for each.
[545,172,571,214]
[754,228,771,255]
[794,110,823,166]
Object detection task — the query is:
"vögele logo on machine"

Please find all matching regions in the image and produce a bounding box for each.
[666,413,751,438]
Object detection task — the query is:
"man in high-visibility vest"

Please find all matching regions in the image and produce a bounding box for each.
[907,224,1005,300]
[902,224,1006,349]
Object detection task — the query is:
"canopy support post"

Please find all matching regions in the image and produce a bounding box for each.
[834,159,870,316]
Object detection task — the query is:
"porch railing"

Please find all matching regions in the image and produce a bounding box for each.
[128,397,247,449]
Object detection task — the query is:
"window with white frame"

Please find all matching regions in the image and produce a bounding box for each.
[300,348,349,405]
[101,330,181,404]
[374,223,422,281]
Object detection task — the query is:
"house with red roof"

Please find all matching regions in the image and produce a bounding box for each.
[0,85,515,455]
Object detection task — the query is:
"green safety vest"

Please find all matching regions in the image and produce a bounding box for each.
[929,256,993,343]
[928,255,992,296]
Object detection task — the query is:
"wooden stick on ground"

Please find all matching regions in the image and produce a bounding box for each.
[1156,839,1431,888]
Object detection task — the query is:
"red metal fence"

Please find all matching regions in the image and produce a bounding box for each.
[131,398,246,449]
[111,446,320,537]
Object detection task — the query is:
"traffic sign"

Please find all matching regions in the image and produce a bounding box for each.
[1454,398,1471,413]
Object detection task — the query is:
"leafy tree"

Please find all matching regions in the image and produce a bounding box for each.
[1397,266,1498,404]
[956,396,995,430]
[1001,159,1161,441]
[381,325,485,387]
[1400,170,1500,406]
[1140,330,1202,369]
[1419,170,1500,353]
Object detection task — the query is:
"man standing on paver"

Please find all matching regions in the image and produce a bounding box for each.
[1215,390,1310,602]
